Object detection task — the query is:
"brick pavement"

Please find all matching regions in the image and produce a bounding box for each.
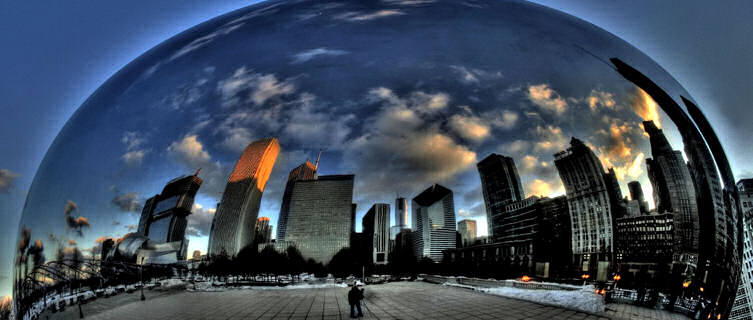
[46,282,687,320]
[45,282,604,320]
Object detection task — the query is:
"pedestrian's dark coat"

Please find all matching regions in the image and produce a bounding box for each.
[348,286,364,305]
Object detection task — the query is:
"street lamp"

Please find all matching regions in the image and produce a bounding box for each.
[140,257,145,301]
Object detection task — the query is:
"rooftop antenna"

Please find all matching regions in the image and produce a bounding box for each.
[194,168,202,176]
[314,149,322,171]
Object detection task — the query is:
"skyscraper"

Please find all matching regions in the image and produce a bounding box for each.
[457,219,477,247]
[731,179,753,320]
[644,120,699,256]
[277,157,318,242]
[477,154,525,238]
[137,170,203,260]
[412,184,457,262]
[254,217,272,246]
[554,137,614,274]
[208,138,280,257]
[627,181,649,214]
[395,197,409,228]
[283,174,355,264]
[363,203,390,265]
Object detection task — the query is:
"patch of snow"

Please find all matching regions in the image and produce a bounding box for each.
[477,285,605,313]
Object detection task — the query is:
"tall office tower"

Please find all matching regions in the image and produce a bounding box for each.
[363,203,390,265]
[192,250,202,261]
[604,168,627,219]
[731,179,753,320]
[412,184,457,262]
[457,219,477,247]
[283,174,354,264]
[137,170,203,260]
[644,120,699,255]
[477,154,525,238]
[254,217,273,245]
[277,158,319,242]
[612,58,740,315]
[208,138,280,257]
[395,197,409,228]
[627,181,649,214]
[554,137,614,274]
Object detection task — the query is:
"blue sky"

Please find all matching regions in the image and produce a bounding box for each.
[1,0,752,299]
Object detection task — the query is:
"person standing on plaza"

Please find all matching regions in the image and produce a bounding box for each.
[348,282,365,318]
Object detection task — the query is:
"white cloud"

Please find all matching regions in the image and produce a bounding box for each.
[345,88,476,198]
[186,203,217,237]
[527,84,567,114]
[448,114,490,142]
[121,132,149,166]
[170,23,244,61]
[167,135,228,197]
[586,89,617,111]
[291,48,349,64]
[487,110,518,130]
[217,67,295,107]
[336,9,405,21]
[0,169,19,193]
[450,65,503,85]
[168,135,210,167]
[532,125,568,152]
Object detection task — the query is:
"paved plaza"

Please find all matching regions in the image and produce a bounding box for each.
[45,281,688,320]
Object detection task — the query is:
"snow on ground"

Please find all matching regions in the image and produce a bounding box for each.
[187,281,347,292]
[473,285,605,313]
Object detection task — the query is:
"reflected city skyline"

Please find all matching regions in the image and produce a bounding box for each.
[8,0,746,319]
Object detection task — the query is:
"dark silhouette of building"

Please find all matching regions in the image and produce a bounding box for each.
[137,170,203,260]
[477,154,525,239]
[412,184,457,262]
[611,57,740,318]
[443,195,570,278]
[277,153,319,242]
[628,181,649,214]
[208,138,280,257]
[363,203,390,265]
[643,120,699,259]
[254,217,273,247]
[732,179,753,320]
[282,174,355,264]
[395,197,409,228]
[554,137,615,277]
[614,213,674,289]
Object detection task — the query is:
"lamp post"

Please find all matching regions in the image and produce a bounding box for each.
[140,257,145,301]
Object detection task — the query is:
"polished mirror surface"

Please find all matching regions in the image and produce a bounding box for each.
[12,0,742,319]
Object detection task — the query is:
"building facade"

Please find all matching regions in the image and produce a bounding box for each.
[137,171,203,260]
[363,203,390,265]
[477,154,525,238]
[731,179,753,320]
[254,217,273,246]
[208,138,280,257]
[282,174,355,264]
[627,181,649,214]
[412,184,457,262]
[554,137,615,275]
[395,197,409,228]
[644,120,699,257]
[457,219,477,247]
[277,159,318,242]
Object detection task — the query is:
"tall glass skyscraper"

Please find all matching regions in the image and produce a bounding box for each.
[276,160,317,242]
[283,174,355,264]
[395,197,409,228]
[477,154,525,238]
[412,184,457,262]
[644,120,699,255]
[208,138,280,257]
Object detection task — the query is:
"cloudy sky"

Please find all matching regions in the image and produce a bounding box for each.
[1,0,752,299]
